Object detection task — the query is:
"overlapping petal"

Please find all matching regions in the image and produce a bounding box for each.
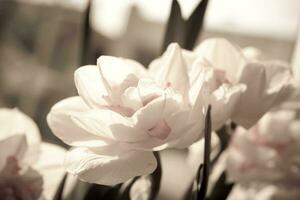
[232,61,292,128]
[64,147,157,185]
[47,96,113,147]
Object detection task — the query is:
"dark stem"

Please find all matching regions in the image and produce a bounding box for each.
[197,105,212,200]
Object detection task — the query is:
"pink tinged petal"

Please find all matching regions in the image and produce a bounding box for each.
[74,65,109,108]
[232,61,293,128]
[147,119,171,140]
[104,105,135,117]
[21,167,43,199]
[97,56,148,104]
[152,43,190,105]
[0,135,27,171]
[0,108,41,164]
[47,96,113,147]
[195,38,246,83]
[64,147,157,185]
[156,110,197,150]
[2,156,21,175]
[71,109,150,142]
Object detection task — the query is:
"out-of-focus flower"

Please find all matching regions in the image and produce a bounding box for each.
[228,184,300,200]
[0,108,75,200]
[194,38,294,128]
[0,134,43,200]
[130,176,151,200]
[226,110,300,185]
[47,42,244,185]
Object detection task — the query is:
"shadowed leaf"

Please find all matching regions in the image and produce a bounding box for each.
[197,105,211,200]
[184,0,209,50]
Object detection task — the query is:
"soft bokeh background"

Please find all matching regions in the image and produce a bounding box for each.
[0,0,299,199]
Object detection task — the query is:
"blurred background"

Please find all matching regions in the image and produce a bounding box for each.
[0,0,299,199]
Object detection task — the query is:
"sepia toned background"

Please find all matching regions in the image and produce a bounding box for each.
[0,1,299,199]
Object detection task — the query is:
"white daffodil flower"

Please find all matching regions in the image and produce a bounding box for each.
[47,42,244,185]
[194,38,294,128]
[228,184,300,200]
[0,108,75,200]
[226,110,300,185]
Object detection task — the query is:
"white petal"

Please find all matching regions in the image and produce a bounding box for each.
[0,108,41,164]
[170,122,204,149]
[195,38,246,83]
[47,96,112,147]
[71,109,150,142]
[210,83,246,130]
[232,61,293,128]
[33,143,76,200]
[65,147,157,185]
[74,65,108,108]
[150,43,190,104]
[121,87,143,111]
[133,92,180,131]
[188,64,213,122]
[0,135,27,171]
[136,79,163,104]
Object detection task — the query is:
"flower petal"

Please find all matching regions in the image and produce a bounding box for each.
[74,65,108,108]
[97,56,148,105]
[64,147,157,185]
[195,38,246,83]
[47,96,112,147]
[33,143,76,200]
[149,43,190,104]
[232,61,293,128]
[71,109,150,142]
[0,135,27,171]
[133,90,181,131]
[210,83,246,130]
[0,108,41,164]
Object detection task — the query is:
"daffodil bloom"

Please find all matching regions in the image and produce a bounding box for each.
[47,42,244,185]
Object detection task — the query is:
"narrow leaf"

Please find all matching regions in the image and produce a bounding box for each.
[184,0,209,50]
[161,0,185,53]
[197,105,212,200]
[206,172,234,200]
